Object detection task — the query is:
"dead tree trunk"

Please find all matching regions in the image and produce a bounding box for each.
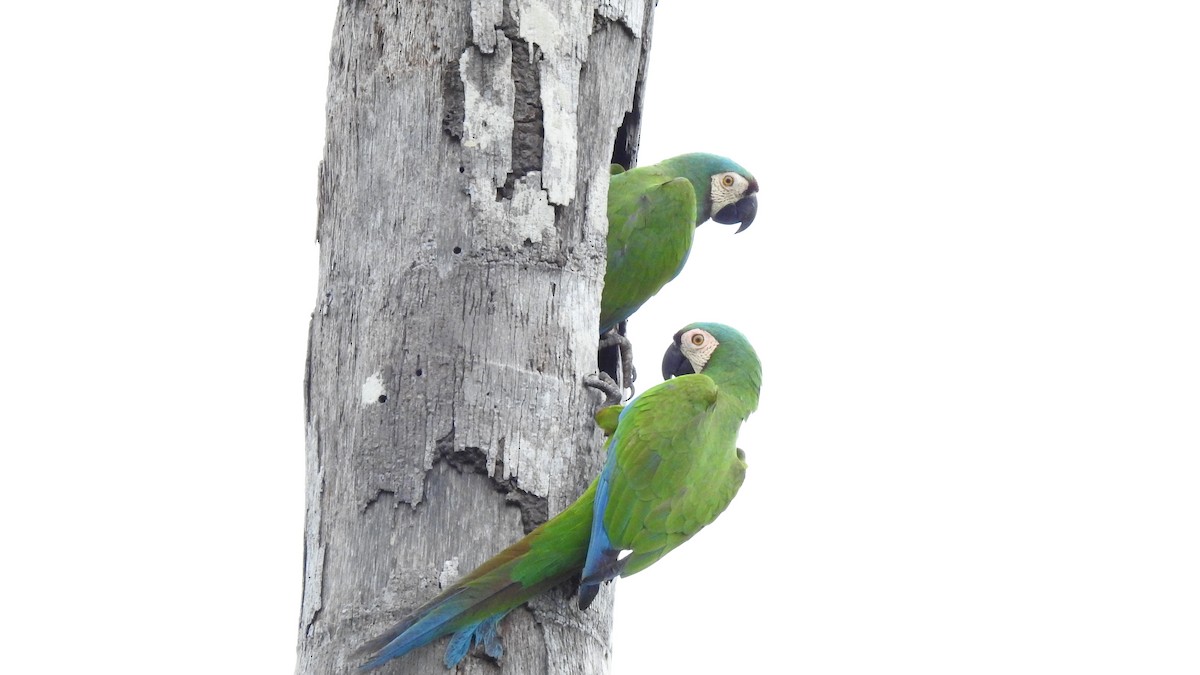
[298,2,656,673]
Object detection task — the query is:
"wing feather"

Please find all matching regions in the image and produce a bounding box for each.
[600,174,698,331]
[597,374,745,577]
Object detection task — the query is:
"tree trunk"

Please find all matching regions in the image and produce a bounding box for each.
[297,2,656,673]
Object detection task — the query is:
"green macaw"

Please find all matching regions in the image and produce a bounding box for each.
[600,153,758,334]
[356,322,762,671]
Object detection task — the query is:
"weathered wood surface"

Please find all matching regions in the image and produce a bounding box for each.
[298,2,656,673]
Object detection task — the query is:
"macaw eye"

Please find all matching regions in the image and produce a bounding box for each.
[690,333,705,346]
[721,174,735,187]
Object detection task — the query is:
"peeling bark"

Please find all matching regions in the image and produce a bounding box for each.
[297,2,656,673]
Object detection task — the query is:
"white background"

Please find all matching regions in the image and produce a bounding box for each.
[3,2,1198,673]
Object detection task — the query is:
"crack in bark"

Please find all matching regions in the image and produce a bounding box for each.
[607,13,650,171]
[432,431,550,533]
[441,60,465,140]
[403,423,549,533]
[499,11,543,200]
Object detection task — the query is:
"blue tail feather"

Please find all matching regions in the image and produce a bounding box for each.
[443,627,473,669]
[358,587,521,671]
[357,596,472,671]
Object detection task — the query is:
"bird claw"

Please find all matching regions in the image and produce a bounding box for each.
[476,615,504,661]
[443,614,506,668]
[584,372,623,407]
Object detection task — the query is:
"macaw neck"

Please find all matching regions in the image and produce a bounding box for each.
[658,156,713,225]
[704,358,761,419]
[690,186,712,225]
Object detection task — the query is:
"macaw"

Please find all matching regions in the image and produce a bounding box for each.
[356,322,762,671]
[600,154,759,333]
[591,154,758,402]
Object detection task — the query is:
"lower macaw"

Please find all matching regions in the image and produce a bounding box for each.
[356,322,762,671]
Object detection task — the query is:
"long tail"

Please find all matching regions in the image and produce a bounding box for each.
[355,483,596,671]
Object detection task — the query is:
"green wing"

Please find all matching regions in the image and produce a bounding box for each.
[600,172,698,332]
[601,374,747,577]
[594,404,624,437]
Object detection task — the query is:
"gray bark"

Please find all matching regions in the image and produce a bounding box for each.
[297,2,656,673]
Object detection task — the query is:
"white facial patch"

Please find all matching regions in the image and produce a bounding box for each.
[709,172,751,211]
[680,329,720,373]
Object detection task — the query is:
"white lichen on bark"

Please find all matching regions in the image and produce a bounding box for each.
[361,372,386,405]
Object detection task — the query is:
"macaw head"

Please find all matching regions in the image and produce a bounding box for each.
[661,322,762,413]
[661,322,758,378]
[663,153,759,232]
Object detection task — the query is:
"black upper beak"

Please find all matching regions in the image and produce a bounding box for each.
[712,193,758,233]
[661,335,695,379]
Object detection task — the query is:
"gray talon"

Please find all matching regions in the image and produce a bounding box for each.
[584,373,623,407]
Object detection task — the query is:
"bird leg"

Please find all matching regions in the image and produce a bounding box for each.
[587,323,637,406]
[597,327,636,398]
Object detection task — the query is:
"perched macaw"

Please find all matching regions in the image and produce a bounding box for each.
[356,322,762,671]
[600,154,758,334]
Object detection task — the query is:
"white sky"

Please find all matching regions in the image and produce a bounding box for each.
[3,2,1198,673]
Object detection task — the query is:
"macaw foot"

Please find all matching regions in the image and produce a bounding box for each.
[597,328,636,399]
[444,613,506,669]
[578,549,630,610]
[584,372,623,407]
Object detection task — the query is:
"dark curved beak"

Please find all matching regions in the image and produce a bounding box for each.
[661,337,695,379]
[712,193,757,233]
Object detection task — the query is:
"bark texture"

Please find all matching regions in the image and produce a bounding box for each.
[298,1,656,673]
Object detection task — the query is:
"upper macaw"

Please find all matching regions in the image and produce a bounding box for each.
[356,322,762,671]
[600,154,759,334]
